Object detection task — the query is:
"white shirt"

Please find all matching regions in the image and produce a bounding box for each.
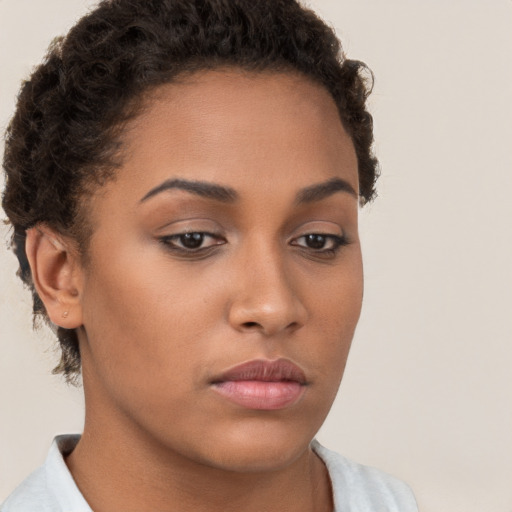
[1,435,418,511]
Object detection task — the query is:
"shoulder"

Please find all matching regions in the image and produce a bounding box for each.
[1,465,54,512]
[312,440,419,512]
[1,435,90,512]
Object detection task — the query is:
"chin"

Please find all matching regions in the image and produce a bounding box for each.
[207,443,310,474]
[181,418,317,474]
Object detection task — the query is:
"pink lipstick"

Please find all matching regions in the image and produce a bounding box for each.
[211,359,307,410]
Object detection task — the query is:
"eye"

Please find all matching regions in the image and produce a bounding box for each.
[291,233,348,253]
[160,232,225,253]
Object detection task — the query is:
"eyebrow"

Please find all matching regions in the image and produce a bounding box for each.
[140,178,238,203]
[139,176,357,205]
[295,178,358,204]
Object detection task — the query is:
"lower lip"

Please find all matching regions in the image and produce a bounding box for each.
[212,381,305,410]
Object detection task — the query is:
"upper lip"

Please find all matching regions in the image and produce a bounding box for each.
[211,358,307,384]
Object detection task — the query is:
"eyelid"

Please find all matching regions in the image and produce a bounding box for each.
[291,233,346,247]
[158,231,227,258]
[153,217,224,235]
[161,231,225,244]
[286,219,350,260]
[287,220,344,240]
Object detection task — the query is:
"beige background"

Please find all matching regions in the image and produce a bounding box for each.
[1,1,511,510]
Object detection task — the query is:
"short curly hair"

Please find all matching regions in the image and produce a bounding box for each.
[2,0,378,381]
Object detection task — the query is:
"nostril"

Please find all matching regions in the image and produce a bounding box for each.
[242,321,261,329]
[240,320,300,332]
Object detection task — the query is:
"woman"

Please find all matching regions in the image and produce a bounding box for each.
[1,0,417,511]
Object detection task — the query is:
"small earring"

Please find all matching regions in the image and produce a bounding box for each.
[62,311,69,318]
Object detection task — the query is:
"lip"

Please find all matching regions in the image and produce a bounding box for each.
[210,359,307,410]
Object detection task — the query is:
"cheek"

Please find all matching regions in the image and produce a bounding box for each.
[79,246,208,386]
[313,253,363,333]
[79,237,247,405]
[309,255,363,374]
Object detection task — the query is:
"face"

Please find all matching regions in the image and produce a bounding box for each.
[76,70,363,472]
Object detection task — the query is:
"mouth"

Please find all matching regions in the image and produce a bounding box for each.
[210,359,307,410]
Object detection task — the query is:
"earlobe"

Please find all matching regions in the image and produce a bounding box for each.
[25,226,83,329]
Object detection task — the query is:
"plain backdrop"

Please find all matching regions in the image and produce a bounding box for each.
[1,1,511,511]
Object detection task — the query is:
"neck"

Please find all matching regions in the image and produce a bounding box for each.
[66,391,333,512]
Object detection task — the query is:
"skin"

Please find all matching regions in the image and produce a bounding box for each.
[27,70,363,512]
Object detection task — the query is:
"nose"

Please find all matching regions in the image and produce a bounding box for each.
[227,243,308,336]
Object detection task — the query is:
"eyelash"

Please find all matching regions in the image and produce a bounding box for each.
[291,233,349,258]
[159,232,349,258]
[159,232,226,256]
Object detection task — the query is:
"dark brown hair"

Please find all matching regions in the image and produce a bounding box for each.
[2,0,378,381]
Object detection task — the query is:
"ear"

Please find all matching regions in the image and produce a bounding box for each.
[25,226,84,329]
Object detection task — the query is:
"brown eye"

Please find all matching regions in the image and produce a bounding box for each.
[292,233,346,252]
[304,234,328,249]
[180,233,205,249]
[160,231,226,254]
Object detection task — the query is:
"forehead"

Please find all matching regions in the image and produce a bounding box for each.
[102,69,358,204]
